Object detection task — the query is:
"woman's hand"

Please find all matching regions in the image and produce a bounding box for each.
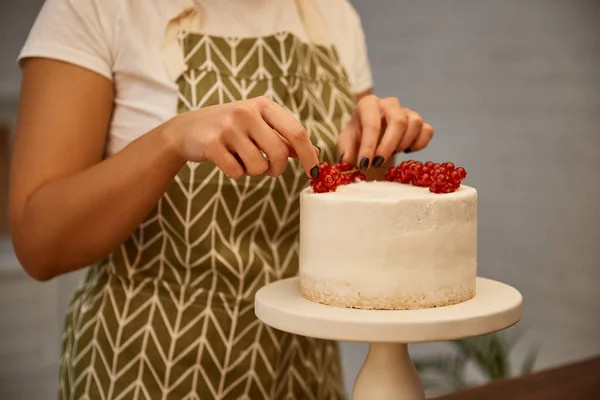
[337,94,434,171]
[166,96,320,179]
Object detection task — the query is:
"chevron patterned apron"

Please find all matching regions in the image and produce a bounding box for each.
[58,1,357,398]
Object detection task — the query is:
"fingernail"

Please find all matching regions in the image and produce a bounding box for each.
[338,153,345,163]
[359,157,370,172]
[404,148,412,154]
[314,145,321,154]
[372,156,385,168]
[310,165,320,179]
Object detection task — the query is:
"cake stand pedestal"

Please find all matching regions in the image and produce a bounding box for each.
[255,277,523,400]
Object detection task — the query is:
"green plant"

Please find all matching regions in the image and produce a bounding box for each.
[413,332,538,396]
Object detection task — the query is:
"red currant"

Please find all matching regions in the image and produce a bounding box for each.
[429,182,441,193]
[312,180,328,193]
[310,162,342,193]
[400,169,413,184]
[434,173,448,186]
[385,167,396,182]
[414,173,432,187]
[442,162,455,171]
[432,167,447,178]
[411,164,425,176]
[351,171,366,182]
[336,162,353,172]
[449,170,462,184]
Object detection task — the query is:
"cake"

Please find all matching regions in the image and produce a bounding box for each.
[298,160,477,310]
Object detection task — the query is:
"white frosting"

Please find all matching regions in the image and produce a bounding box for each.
[299,181,478,310]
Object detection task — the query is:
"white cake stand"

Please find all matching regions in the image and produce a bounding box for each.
[255,277,522,400]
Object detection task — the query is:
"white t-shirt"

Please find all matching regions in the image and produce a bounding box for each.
[19,0,373,156]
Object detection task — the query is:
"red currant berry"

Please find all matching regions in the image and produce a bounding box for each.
[339,174,352,185]
[434,173,448,186]
[442,162,455,171]
[432,167,447,178]
[443,183,457,193]
[336,162,353,172]
[351,171,367,182]
[449,170,462,184]
[311,180,328,193]
[455,167,467,180]
[415,173,432,187]
[310,162,343,193]
[385,167,396,182]
[411,164,425,176]
[401,170,414,184]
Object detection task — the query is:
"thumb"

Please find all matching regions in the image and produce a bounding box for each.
[337,119,359,165]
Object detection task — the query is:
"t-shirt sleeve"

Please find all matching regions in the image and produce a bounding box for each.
[342,2,374,94]
[18,0,115,81]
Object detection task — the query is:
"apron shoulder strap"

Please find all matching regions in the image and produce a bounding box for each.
[163,1,202,81]
[294,0,328,45]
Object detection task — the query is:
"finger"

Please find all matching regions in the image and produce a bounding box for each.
[374,98,408,167]
[356,95,382,172]
[276,132,321,160]
[254,96,319,178]
[407,122,435,152]
[230,134,269,176]
[337,116,360,165]
[206,143,245,179]
[397,109,423,152]
[250,124,291,177]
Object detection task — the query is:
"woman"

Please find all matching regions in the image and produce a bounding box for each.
[10,0,434,398]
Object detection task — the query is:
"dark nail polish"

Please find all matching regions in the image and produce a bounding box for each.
[404,148,412,154]
[338,153,345,163]
[310,165,320,179]
[372,156,385,168]
[314,145,321,154]
[359,157,370,172]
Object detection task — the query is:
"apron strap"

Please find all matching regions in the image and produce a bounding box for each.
[162,0,327,81]
[162,1,201,81]
[294,0,328,45]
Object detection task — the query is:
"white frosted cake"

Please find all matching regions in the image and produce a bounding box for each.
[299,176,478,310]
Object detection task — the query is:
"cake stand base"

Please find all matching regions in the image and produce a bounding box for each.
[354,343,424,400]
[255,277,523,400]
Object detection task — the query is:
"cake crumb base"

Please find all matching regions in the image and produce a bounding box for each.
[300,276,476,310]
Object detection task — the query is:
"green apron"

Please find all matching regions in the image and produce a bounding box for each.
[59,1,357,398]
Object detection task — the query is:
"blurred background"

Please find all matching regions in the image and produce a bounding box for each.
[0,0,598,399]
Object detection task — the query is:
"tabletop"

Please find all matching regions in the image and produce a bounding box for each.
[435,355,600,400]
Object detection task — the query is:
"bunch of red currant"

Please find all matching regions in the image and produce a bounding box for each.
[310,162,367,193]
[310,160,467,194]
[384,160,467,193]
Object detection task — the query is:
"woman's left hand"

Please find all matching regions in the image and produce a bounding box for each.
[337,94,434,171]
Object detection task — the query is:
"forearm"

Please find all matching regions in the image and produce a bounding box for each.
[11,125,185,280]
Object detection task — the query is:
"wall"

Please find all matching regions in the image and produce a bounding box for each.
[1,0,599,399]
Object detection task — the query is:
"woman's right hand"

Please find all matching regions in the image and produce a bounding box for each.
[165,96,320,180]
